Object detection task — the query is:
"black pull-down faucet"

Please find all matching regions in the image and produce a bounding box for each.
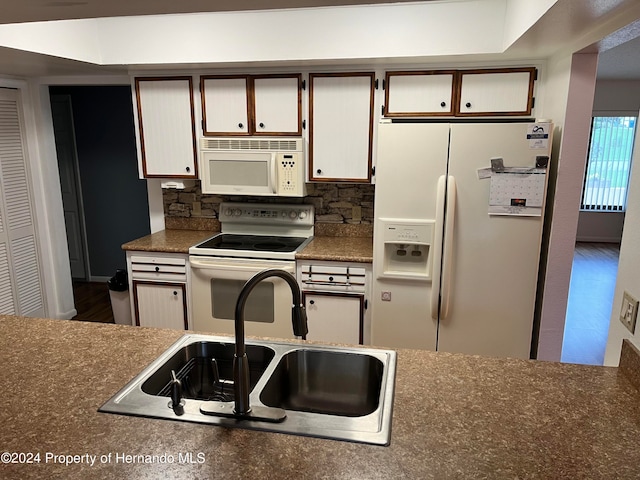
[200,268,307,422]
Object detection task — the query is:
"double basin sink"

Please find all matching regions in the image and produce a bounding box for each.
[99,334,397,445]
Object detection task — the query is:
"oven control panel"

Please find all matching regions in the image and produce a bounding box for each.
[219,202,315,226]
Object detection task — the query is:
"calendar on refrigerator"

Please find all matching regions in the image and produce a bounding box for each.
[488,168,547,216]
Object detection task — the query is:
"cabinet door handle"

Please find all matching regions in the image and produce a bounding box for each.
[238,122,244,129]
[259,122,265,128]
[173,291,178,296]
[316,169,322,175]
[155,266,160,272]
[440,101,446,107]
[309,300,315,305]
[185,166,190,173]
[465,102,472,108]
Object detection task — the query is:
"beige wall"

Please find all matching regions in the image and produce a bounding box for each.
[576,211,624,242]
[593,79,640,113]
[536,52,599,361]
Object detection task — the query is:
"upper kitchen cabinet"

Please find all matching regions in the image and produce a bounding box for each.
[383,67,537,118]
[309,72,375,183]
[200,74,302,136]
[200,76,250,135]
[384,70,456,117]
[134,77,198,179]
[456,67,536,116]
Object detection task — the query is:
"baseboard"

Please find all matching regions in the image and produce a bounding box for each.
[57,308,78,320]
[575,236,621,243]
[90,275,111,283]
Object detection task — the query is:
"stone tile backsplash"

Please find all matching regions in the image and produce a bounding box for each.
[163,182,375,224]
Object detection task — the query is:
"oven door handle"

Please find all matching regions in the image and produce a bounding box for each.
[190,258,294,273]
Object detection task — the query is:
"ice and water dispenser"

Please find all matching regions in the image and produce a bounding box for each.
[378,219,433,281]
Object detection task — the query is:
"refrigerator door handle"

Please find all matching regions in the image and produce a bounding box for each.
[430,175,447,320]
[439,175,457,319]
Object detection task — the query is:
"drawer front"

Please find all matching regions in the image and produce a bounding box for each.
[130,255,188,282]
[299,264,366,292]
[132,264,186,274]
[130,255,186,266]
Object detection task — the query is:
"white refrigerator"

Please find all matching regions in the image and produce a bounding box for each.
[372,121,553,359]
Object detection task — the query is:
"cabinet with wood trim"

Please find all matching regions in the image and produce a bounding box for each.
[127,251,190,330]
[134,76,198,179]
[297,260,372,345]
[384,67,537,117]
[309,72,375,183]
[200,74,302,136]
[457,67,536,116]
[384,70,457,117]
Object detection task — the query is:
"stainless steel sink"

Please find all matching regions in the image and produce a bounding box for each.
[141,341,275,402]
[99,334,397,445]
[260,349,384,417]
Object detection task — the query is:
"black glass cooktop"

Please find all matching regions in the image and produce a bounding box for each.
[195,234,308,253]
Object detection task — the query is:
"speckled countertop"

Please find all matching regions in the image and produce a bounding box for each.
[121,228,373,262]
[295,236,373,263]
[121,229,215,254]
[2,314,640,479]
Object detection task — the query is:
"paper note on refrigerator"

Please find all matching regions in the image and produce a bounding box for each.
[488,169,546,216]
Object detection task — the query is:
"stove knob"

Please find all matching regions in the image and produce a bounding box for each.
[281,212,288,218]
[298,211,307,220]
[224,209,232,217]
[233,209,242,217]
[289,210,298,219]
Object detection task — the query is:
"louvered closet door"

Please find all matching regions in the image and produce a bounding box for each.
[0,88,44,317]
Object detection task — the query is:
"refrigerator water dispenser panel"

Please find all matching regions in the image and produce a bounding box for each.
[379,220,434,281]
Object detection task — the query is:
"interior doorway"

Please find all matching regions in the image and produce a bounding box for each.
[49,85,150,284]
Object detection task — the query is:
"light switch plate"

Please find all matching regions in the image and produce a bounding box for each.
[620,291,639,334]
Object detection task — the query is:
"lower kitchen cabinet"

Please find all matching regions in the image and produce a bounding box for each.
[133,281,188,330]
[297,260,372,345]
[127,251,190,330]
[303,292,364,345]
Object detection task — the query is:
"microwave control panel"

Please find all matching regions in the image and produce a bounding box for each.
[276,153,304,196]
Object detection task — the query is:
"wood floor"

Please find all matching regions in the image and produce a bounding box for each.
[71,281,115,323]
[561,242,620,366]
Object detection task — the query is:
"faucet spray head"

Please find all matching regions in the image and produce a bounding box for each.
[292,304,308,339]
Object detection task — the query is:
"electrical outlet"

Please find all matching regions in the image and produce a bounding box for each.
[619,291,639,334]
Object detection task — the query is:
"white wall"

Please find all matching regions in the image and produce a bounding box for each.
[605,114,640,365]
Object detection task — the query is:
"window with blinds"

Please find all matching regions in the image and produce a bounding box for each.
[581,116,637,211]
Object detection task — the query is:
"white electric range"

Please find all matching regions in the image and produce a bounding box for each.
[189,202,314,338]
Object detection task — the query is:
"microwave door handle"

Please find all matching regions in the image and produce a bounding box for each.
[269,154,277,194]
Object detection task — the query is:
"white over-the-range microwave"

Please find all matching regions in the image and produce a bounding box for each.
[199,137,305,197]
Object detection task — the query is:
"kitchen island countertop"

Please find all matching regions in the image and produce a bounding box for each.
[1,314,640,479]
